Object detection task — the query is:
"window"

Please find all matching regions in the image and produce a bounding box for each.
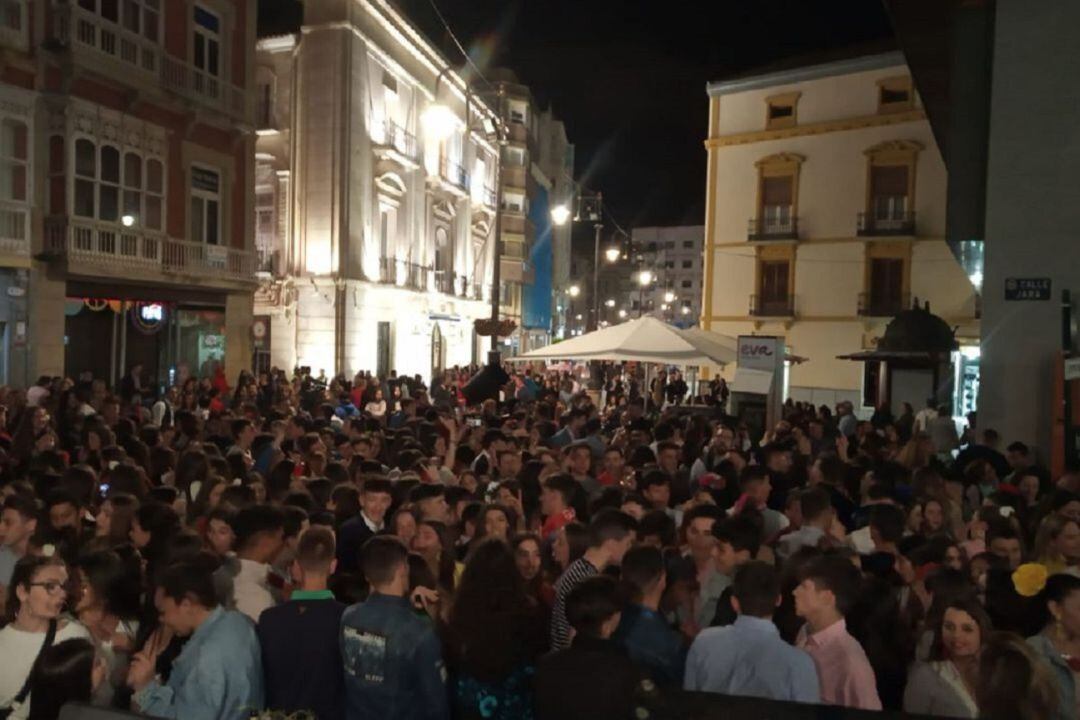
[190,166,221,245]
[870,165,909,222]
[765,92,800,130]
[757,259,791,315]
[502,146,525,167]
[761,175,793,229]
[681,280,692,289]
[869,257,904,314]
[666,241,674,249]
[682,299,691,308]
[0,119,27,202]
[257,79,274,129]
[72,139,162,228]
[382,72,399,128]
[878,76,913,113]
[502,192,525,214]
[665,261,674,269]
[193,5,221,87]
[862,141,920,234]
[682,260,693,269]
[683,241,693,249]
[508,100,527,125]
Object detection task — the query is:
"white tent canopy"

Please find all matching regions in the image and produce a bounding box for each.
[508,316,732,366]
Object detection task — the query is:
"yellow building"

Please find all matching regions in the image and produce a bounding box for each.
[701,51,980,412]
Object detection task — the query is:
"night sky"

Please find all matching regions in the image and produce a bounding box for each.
[260,0,895,229]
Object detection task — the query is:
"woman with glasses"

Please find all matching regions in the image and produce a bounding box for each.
[0,555,91,719]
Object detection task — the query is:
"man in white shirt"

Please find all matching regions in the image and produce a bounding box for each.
[151,386,179,428]
[216,505,285,622]
[914,398,938,434]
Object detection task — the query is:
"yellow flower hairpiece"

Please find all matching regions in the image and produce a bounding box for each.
[1013,563,1050,597]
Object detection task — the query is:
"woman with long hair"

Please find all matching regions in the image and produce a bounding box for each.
[412,520,459,593]
[511,533,552,609]
[444,538,547,720]
[903,596,992,718]
[475,504,518,544]
[0,556,91,718]
[72,549,142,704]
[1028,573,1080,720]
[977,631,1059,720]
[27,638,106,720]
[1035,515,1080,575]
[129,502,181,580]
[90,493,139,551]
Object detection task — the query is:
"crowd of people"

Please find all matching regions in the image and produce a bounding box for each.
[0,365,1074,720]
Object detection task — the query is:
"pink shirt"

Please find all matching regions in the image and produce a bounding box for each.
[796,619,882,710]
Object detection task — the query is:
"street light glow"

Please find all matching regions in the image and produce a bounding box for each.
[661,303,669,311]
[605,247,621,263]
[681,306,690,315]
[663,290,676,303]
[618,309,627,318]
[638,270,653,286]
[121,214,136,227]
[421,103,457,140]
[551,204,571,226]
[568,285,580,297]
[575,314,583,320]
[605,298,615,307]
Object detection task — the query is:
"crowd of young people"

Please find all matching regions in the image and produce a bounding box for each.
[0,366,1073,720]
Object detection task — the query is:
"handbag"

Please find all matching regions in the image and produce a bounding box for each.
[0,619,58,719]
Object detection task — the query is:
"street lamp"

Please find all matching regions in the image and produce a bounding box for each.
[605,246,621,263]
[681,306,690,315]
[618,308,627,319]
[568,284,580,298]
[121,214,136,227]
[420,103,457,140]
[663,290,676,304]
[637,270,653,318]
[550,204,571,226]
[638,270,653,286]
[605,298,615,308]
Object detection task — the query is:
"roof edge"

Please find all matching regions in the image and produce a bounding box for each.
[707,51,907,97]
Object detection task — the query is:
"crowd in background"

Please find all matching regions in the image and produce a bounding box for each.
[0,363,1074,720]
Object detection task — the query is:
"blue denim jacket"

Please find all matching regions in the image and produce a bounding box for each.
[341,593,450,720]
[613,604,687,686]
[135,607,264,719]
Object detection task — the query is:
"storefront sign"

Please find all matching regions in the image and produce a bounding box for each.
[6,286,24,297]
[1005,277,1051,301]
[140,304,164,322]
[737,336,781,372]
[1066,356,1080,382]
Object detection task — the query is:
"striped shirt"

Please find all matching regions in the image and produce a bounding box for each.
[550,557,599,650]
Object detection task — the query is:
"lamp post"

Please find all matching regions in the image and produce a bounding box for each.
[424,68,509,403]
[637,269,653,318]
[551,191,620,332]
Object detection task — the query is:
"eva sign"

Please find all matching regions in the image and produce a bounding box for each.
[737,336,781,372]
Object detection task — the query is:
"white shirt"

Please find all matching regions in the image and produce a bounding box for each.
[25,386,49,408]
[0,619,91,718]
[233,558,275,623]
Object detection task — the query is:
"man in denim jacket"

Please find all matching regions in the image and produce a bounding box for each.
[341,536,449,720]
[127,560,264,720]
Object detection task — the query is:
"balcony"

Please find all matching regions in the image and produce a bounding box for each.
[377,256,398,284]
[371,120,420,168]
[0,202,29,257]
[44,215,255,285]
[440,157,470,193]
[433,268,456,295]
[749,294,795,318]
[748,213,799,241]
[0,0,27,51]
[403,261,428,291]
[52,6,245,121]
[474,185,497,209]
[857,292,909,318]
[160,55,246,121]
[857,210,916,236]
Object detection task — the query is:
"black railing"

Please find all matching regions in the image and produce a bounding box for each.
[404,262,428,290]
[749,293,795,317]
[378,256,397,284]
[748,213,799,241]
[857,210,916,236]
[440,157,469,190]
[376,120,418,160]
[433,269,456,295]
[857,291,909,317]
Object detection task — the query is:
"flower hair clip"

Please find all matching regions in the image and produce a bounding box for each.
[1013,563,1049,597]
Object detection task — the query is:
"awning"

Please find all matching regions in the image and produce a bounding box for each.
[732,367,774,395]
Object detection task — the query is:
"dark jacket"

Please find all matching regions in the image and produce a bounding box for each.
[341,593,449,720]
[257,592,347,720]
[534,635,642,720]
[336,515,380,574]
[613,604,687,686]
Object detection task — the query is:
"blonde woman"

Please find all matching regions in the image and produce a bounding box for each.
[1035,514,1080,576]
